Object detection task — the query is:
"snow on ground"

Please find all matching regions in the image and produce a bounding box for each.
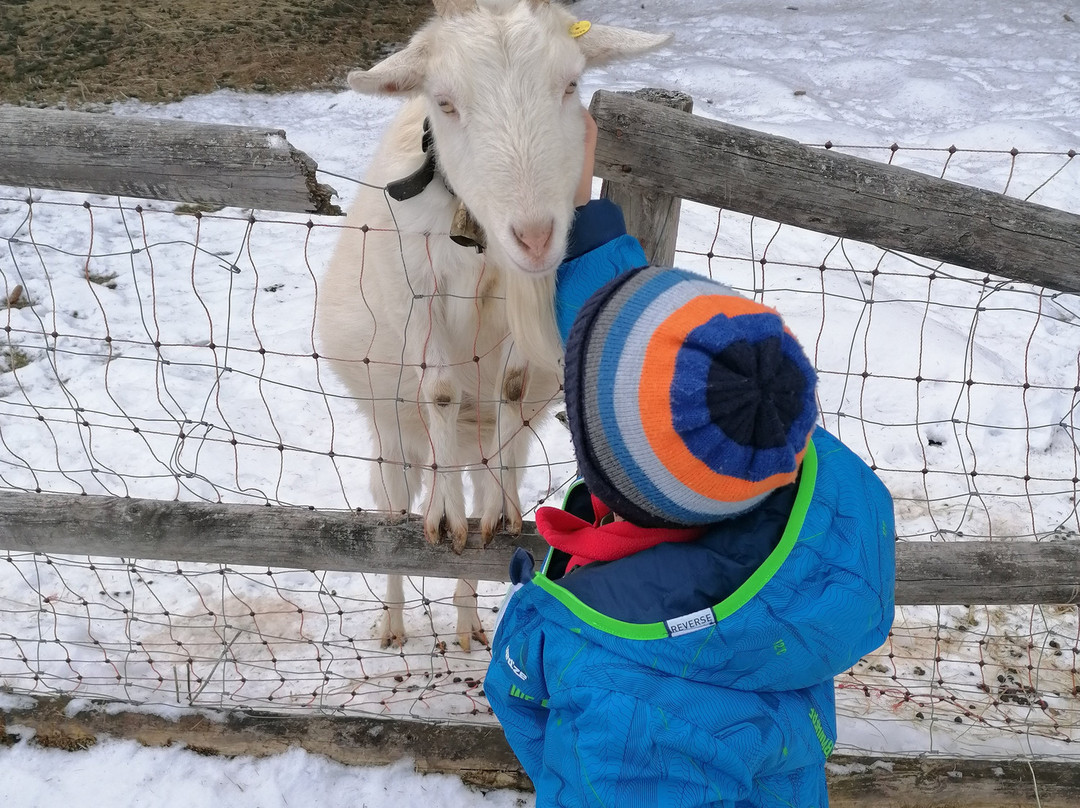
[0,723,529,808]
[2,1,1079,805]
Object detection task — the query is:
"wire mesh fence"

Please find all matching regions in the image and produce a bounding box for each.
[1,140,1079,765]
[673,142,1080,761]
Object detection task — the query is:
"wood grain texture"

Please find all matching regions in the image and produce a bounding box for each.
[594,88,693,267]
[590,90,1080,294]
[1,492,1078,604]
[0,107,341,215]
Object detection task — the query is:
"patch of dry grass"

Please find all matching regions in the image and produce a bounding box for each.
[0,0,429,106]
[31,725,97,752]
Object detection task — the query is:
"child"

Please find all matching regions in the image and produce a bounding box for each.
[484,116,896,808]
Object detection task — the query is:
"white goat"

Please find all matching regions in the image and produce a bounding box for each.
[317,0,669,649]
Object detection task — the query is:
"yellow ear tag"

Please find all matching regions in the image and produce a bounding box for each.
[569,20,591,38]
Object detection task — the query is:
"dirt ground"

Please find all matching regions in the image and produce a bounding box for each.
[0,0,430,106]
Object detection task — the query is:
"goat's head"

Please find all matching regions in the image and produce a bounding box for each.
[347,0,671,277]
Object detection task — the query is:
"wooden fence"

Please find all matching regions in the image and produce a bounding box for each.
[0,107,341,216]
[3,94,1080,805]
[2,491,1079,607]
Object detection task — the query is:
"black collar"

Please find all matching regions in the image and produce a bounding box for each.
[385,118,438,202]
[384,118,485,253]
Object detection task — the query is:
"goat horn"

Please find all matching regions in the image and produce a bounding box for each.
[433,0,476,16]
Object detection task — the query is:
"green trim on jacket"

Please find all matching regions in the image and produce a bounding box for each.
[533,436,819,641]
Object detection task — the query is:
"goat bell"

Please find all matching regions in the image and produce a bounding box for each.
[450,201,486,252]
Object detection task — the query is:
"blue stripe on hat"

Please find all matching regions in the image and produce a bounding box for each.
[565,268,658,525]
[591,270,737,524]
[671,313,817,483]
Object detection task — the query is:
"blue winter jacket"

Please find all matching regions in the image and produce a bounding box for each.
[485,201,897,807]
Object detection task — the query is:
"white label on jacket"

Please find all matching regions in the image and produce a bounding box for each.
[665,608,717,637]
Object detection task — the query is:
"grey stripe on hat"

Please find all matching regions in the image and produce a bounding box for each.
[581,269,662,518]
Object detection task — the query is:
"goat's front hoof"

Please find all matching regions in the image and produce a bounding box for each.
[423,517,443,547]
[424,515,467,551]
[481,512,521,545]
[480,515,499,545]
[450,524,468,554]
[457,626,489,652]
[380,612,407,649]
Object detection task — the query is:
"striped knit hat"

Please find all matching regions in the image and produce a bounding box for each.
[563,266,818,528]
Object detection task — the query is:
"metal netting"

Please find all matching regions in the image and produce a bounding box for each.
[1,141,1078,763]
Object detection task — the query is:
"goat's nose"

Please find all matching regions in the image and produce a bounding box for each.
[512,219,555,262]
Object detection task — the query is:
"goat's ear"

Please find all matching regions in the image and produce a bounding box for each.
[347,42,429,95]
[576,25,673,66]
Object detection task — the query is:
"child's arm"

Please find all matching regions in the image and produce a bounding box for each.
[486,555,552,782]
[555,110,648,344]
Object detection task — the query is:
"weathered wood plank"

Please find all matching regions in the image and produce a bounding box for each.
[4,694,1079,806]
[0,491,546,581]
[590,90,1080,295]
[898,540,1080,605]
[823,755,1080,808]
[0,107,342,215]
[1,492,1078,604]
[594,88,692,267]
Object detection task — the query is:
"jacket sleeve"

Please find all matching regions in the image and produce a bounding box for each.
[486,589,552,783]
[555,199,648,343]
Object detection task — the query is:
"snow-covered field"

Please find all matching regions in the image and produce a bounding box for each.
[2,1,1079,805]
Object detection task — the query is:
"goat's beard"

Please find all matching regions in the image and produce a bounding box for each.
[501,267,563,376]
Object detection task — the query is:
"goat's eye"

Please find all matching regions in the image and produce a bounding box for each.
[565,81,579,96]
[437,99,457,115]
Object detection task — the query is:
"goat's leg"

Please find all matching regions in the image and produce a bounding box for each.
[419,373,469,552]
[478,363,562,543]
[380,573,407,649]
[476,366,529,542]
[453,578,487,651]
[476,442,523,543]
[369,423,416,647]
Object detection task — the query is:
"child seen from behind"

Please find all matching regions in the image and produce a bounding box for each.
[486,111,896,808]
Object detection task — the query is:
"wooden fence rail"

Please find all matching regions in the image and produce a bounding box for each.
[589,90,1080,295]
[1,492,1078,605]
[5,94,1077,293]
[0,107,341,215]
[4,694,1079,807]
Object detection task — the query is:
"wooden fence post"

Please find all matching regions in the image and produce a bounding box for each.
[591,88,693,267]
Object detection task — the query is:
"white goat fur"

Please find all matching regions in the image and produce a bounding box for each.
[317,0,670,649]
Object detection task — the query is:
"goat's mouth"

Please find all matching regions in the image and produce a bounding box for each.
[509,255,561,276]
[501,246,564,276]
[500,219,565,276]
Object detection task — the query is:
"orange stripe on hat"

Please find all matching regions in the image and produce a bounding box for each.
[638,294,804,502]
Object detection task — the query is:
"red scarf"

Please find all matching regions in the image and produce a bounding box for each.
[536,495,705,572]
